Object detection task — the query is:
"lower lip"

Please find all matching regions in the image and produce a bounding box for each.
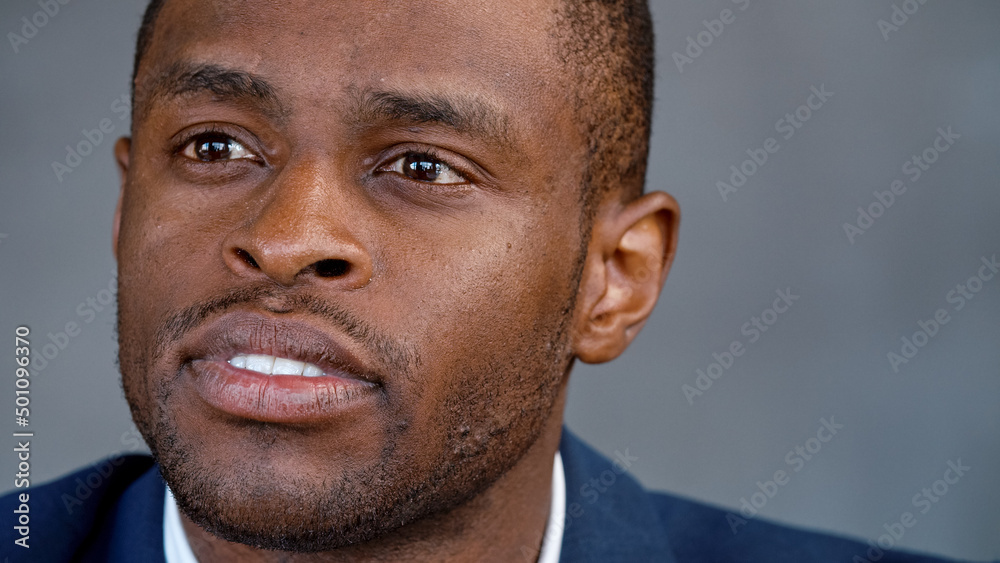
[189,360,378,423]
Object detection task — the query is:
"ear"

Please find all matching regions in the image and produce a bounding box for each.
[572,191,679,364]
[112,137,131,260]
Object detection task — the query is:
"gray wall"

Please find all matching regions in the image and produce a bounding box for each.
[1,0,997,560]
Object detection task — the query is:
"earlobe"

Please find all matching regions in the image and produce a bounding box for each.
[112,137,132,260]
[573,191,679,364]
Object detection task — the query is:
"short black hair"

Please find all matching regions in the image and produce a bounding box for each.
[132,0,166,99]
[552,0,655,214]
[131,0,654,214]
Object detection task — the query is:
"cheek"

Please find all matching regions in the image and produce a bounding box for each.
[116,187,230,359]
[389,210,580,414]
[120,178,237,275]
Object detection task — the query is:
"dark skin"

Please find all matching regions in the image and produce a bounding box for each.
[112,0,678,561]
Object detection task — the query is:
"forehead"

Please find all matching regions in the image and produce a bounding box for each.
[141,0,576,142]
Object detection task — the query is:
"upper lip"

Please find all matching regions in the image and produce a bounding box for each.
[178,310,382,385]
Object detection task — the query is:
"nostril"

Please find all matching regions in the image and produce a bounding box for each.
[235,249,259,269]
[314,259,350,278]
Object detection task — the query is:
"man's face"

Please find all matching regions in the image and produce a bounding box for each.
[116,0,590,550]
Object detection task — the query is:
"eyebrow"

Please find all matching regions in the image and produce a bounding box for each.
[136,62,515,149]
[351,89,514,150]
[136,62,285,121]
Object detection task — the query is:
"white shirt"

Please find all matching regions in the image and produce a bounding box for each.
[165,452,566,563]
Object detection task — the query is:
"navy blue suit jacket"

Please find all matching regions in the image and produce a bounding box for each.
[1,430,972,562]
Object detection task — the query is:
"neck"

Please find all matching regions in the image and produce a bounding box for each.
[181,391,567,562]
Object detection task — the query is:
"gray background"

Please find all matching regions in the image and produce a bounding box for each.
[1,0,997,560]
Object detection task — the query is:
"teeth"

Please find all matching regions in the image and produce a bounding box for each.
[228,354,325,377]
[244,354,274,373]
[272,357,305,375]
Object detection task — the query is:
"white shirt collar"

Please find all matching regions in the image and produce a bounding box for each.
[164,452,566,563]
[537,451,566,563]
[163,486,198,563]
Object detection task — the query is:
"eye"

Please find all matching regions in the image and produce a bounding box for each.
[180,133,259,162]
[384,153,467,185]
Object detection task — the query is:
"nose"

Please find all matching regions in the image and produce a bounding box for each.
[222,158,374,289]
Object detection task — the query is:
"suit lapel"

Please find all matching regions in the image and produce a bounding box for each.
[79,464,167,563]
[558,429,678,562]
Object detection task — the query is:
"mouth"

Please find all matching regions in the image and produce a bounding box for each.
[179,312,383,424]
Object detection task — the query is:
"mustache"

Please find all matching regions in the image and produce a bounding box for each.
[151,285,419,376]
